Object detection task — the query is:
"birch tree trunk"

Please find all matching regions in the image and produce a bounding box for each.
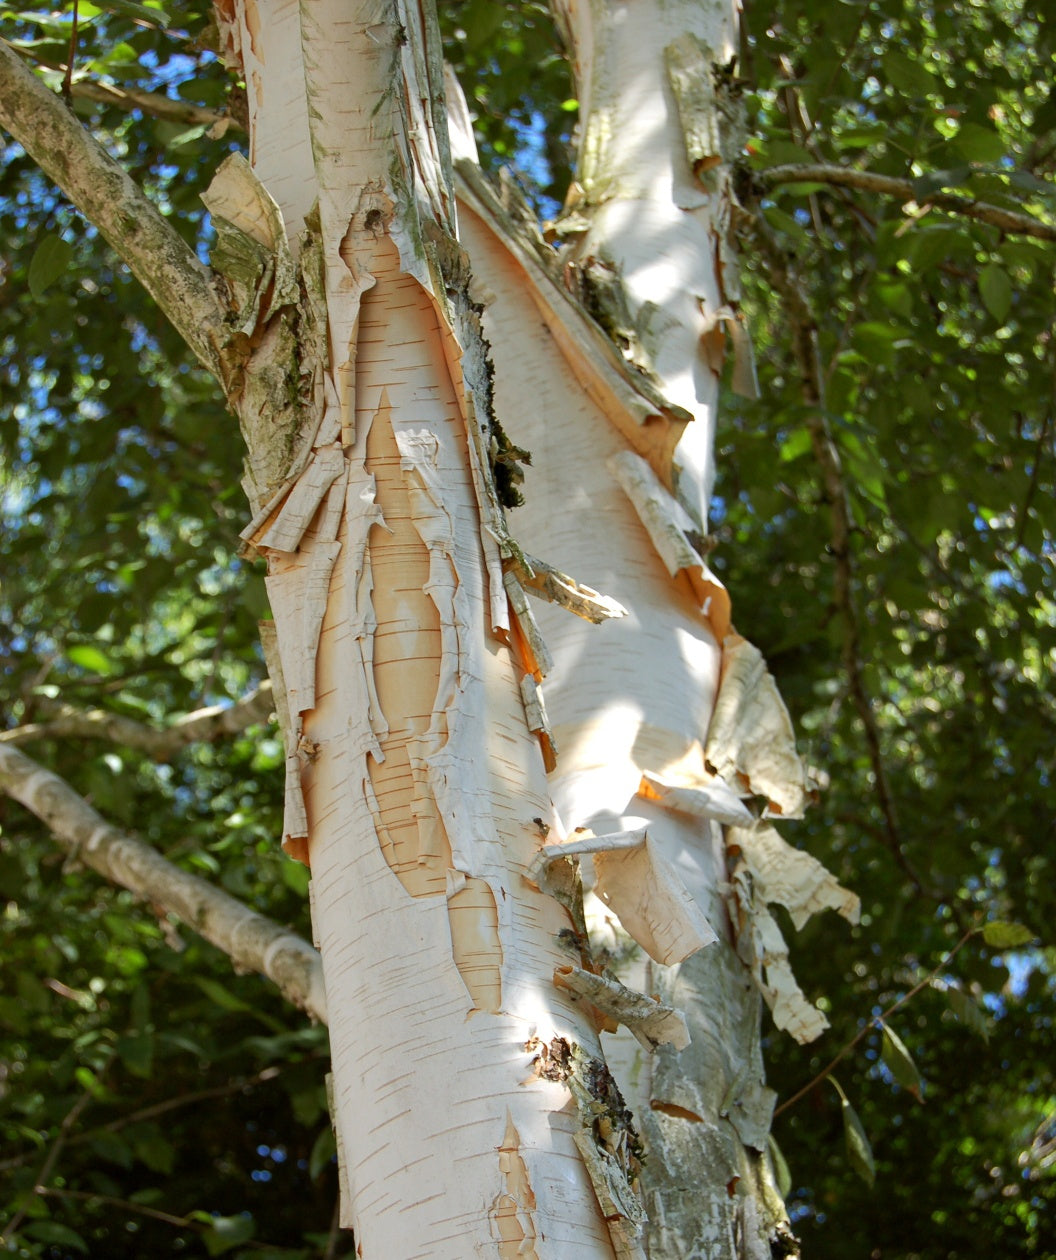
[453,3,852,1254]
[0,0,860,1254]
[209,2,643,1256]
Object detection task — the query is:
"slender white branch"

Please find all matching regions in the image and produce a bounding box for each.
[0,38,230,378]
[1,682,275,756]
[761,163,1056,241]
[0,741,326,1023]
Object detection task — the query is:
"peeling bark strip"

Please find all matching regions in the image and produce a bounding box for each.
[553,965,690,1052]
[527,1037,648,1260]
[210,2,631,1254]
[608,450,731,641]
[705,636,814,818]
[451,0,850,1251]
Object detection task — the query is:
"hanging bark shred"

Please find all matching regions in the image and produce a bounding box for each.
[608,450,732,641]
[526,1036,648,1260]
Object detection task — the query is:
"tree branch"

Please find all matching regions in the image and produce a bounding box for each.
[0,741,326,1023]
[758,163,1056,242]
[5,38,240,131]
[773,928,976,1118]
[0,37,230,380]
[72,79,235,131]
[35,1188,200,1232]
[1,681,275,756]
[741,209,926,896]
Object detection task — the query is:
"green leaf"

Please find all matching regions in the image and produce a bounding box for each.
[280,857,311,896]
[91,1131,134,1168]
[955,122,1006,163]
[978,264,1012,324]
[883,50,934,97]
[982,920,1035,949]
[130,981,151,1031]
[946,987,990,1042]
[758,139,817,169]
[28,233,74,298]
[779,427,813,463]
[290,1085,326,1126]
[128,1125,175,1173]
[768,1133,792,1199]
[116,1030,154,1079]
[834,123,888,150]
[910,166,973,201]
[875,281,913,319]
[95,0,170,27]
[309,1126,336,1181]
[201,1214,256,1256]
[25,1222,89,1254]
[66,643,116,675]
[880,1021,925,1103]
[831,1078,875,1187]
[193,976,255,1014]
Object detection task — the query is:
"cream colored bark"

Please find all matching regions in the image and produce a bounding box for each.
[211,2,644,1256]
[0,0,860,1252]
[449,1,855,1254]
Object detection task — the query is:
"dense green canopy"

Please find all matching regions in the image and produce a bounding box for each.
[1,1,1053,1256]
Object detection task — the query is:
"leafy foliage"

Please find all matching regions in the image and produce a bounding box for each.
[1,0,1054,1257]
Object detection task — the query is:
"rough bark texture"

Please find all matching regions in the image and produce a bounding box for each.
[215,2,639,1254]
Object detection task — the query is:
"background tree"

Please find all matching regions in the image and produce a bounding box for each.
[1,1,1053,1258]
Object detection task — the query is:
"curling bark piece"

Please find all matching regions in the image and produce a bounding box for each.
[554,964,691,1052]
[504,569,555,679]
[530,825,719,967]
[505,550,628,624]
[726,859,830,1045]
[637,768,753,827]
[705,635,815,817]
[727,822,860,932]
[608,449,731,640]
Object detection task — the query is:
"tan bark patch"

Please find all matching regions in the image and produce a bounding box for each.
[365,384,450,897]
[447,875,503,1015]
[491,1112,539,1257]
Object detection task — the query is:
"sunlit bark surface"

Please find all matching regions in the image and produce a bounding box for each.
[0,0,861,1252]
[213,1,635,1255]
[459,0,793,1253]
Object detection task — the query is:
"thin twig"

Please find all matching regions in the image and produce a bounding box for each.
[773,928,976,1118]
[0,1065,102,1243]
[1,681,275,754]
[36,1187,196,1231]
[0,1066,295,1173]
[323,1196,343,1260]
[758,163,1056,242]
[61,0,78,106]
[742,209,926,896]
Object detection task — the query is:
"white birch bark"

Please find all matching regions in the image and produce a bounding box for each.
[449,1,848,1253]
[212,2,642,1255]
[0,2,860,1252]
